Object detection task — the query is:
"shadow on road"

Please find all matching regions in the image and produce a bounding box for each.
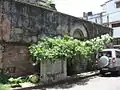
[45,76,97,89]
[100,73,120,77]
[21,75,98,90]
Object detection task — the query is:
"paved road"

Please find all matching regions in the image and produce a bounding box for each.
[45,74,120,90]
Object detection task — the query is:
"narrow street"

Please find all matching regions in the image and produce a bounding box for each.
[45,74,120,90]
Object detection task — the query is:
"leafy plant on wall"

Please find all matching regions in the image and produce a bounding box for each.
[28,34,113,65]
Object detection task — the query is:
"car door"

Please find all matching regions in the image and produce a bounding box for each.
[115,51,120,67]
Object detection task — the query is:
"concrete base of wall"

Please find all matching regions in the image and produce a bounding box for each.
[40,60,67,83]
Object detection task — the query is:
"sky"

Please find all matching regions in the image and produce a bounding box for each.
[53,0,107,17]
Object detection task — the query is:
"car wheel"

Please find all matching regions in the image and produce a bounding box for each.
[100,70,105,76]
[111,71,118,75]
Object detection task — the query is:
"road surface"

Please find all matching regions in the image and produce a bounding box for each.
[45,74,120,90]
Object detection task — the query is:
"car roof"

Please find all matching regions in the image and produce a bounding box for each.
[102,48,120,52]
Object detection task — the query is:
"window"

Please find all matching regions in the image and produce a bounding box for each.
[98,51,112,58]
[112,23,120,28]
[116,1,120,8]
[116,51,120,58]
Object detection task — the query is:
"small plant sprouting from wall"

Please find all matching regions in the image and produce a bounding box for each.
[38,0,53,8]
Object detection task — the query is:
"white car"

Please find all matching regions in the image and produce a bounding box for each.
[96,48,120,75]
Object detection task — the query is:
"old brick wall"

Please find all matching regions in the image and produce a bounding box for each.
[0,0,113,76]
[3,44,34,76]
[0,43,34,76]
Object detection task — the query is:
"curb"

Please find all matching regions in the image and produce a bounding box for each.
[13,70,100,90]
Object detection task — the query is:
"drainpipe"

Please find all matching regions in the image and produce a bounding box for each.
[107,15,109,27]
[100,12,103,24]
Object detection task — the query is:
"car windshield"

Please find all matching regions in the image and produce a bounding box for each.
[98,51,112,58]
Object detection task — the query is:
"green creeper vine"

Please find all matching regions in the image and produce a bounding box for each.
[28,34,113,64]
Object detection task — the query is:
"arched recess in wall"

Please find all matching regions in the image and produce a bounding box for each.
[70,24,88,39]
[73,29,84,39]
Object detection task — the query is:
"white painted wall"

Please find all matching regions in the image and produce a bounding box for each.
[103,0,120,37]
[102,0,120,22]
[88,0,120,37]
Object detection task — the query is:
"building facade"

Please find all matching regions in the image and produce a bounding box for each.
[87,0,120,37]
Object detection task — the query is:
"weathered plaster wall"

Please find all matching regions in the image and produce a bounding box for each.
[0,0,112,43]
[0,0,113,76]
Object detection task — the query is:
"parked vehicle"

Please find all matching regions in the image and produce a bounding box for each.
[96,48,120,75]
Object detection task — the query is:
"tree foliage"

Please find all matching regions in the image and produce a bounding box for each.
[28,34,113,64]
